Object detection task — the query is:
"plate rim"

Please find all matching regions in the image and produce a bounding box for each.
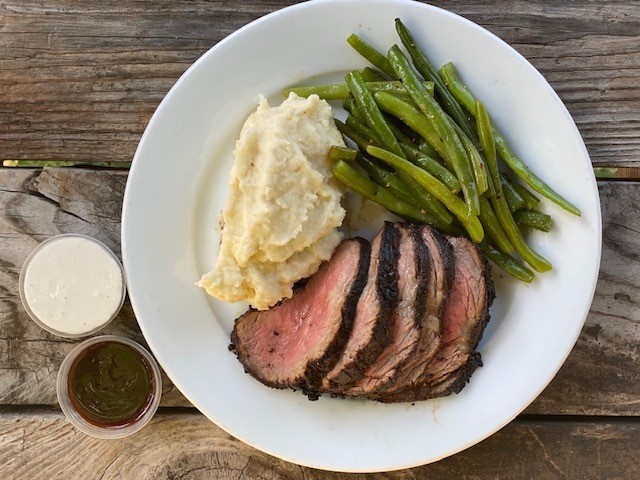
[122,0,602,472]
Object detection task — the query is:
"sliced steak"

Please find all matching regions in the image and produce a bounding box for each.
[346,223,421,396]
[418,351,483,398]
[320,222,401,393]
[380,235,494,403]
[230,237,370,396]
[375,225,454,396]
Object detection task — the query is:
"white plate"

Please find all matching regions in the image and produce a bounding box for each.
[122,0,601,472]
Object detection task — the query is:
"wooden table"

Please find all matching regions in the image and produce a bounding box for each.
[1,1,639,478]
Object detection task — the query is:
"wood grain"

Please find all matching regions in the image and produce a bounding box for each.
[0,410,639,479]
[2,1,639,478]
[527,181,640,415]
[0,168,189,407]
[0,169,638,416]
[1,1,638,165]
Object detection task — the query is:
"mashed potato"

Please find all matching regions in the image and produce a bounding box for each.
[198,93,346,310]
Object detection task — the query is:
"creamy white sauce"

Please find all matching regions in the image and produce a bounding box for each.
[22,236,124,335]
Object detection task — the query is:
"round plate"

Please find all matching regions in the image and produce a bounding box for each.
[122,0,601,472]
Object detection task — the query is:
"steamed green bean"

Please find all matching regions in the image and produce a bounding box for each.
[388,45,479,217]
[367,146,484,242]
[440,62,581,216]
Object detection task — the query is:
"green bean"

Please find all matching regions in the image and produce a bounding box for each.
[385,47,447,141]
[479,240,535,283]
[475,100,498,198]
[346,115,448,229]
[400,173,454,226]
[374,91,446,158]
[386,117,419,145]
[345,115,379,146]
[361,66,386,82]
[348,116,452,201]
[495,134,580,215]
[387,117,441,159]
[401,144,461,193]
[284,81,422,101]
[335,118,375,152]
[283,84,349,101]
[440,63,478,114]
[388,45,479,217]
[343,99,368,124]
[394,19,478,146]
[368,83,413,100]
[346,71,405,158]
[332,160,436,224]
[490,194,552,272]
[358,156,413,202]
[367,146,484,242]
[512,181,541,210]
[440,62,581,216]
[347,34,396,78]
[479,195,514,254]
[1,160,132,169]
[373,81,433,98]
[417,140,440,160]
[356,114,460,201]
[328,145,358,162]
[501,175,526,212]
[372,109,452,198]
[591,166,640,179]
[474,135,552,271]
[357,153,453,226]
[514,210,552,233]
[454,123,489,195]
[344,111,453,226]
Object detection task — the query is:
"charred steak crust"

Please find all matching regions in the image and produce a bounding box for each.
[230,223,495,404]
[428,227,456,330]
[229,237,370,392]
[469,253,495,351]
[424,254,494,400]
[376,221,402,312]
[354,222,401,372]
[415,351,483,400]
[410,224,429,327]
[378,236,494,403]
[322,222,401,392]
[349,223,422,397]
[300,237,371,394]
[374,225,454,397]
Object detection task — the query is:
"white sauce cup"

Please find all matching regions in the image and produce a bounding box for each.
[19,234,127,338]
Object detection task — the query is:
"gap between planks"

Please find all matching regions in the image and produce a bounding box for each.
[4,406,640,423]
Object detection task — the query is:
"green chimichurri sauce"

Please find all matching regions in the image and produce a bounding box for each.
[68,341,154,427]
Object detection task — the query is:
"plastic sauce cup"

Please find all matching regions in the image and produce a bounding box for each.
[57,335,162,439]
[19,234,126,338]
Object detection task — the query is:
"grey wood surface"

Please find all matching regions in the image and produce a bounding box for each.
[2,410,640,480]
[1,0,639,165]
[1,0,639,478]
[3,170,638,416]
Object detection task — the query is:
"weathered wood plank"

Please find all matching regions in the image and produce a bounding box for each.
[0,168,189,407]
[1,410,639,479]
[1,169,639,416]
[1,1,638,165]
[527,181,640,415]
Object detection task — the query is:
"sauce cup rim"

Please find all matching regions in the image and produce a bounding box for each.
[56,335,163,439]
[19,233,127,338]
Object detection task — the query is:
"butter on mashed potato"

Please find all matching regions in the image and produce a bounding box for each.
[198,93,346,310]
